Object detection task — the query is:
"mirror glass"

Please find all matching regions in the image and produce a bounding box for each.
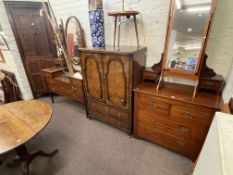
[66,17,83,68]
[166,0,212,71]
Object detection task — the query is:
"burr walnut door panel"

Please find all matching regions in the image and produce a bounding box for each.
[5,2,56,94]
[103,55,130,109]
[81,53,105,102]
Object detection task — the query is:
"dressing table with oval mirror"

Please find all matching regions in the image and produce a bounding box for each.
[65,16,86,72]
[157,0,217,98]
[133,0,224,160]
[42,16,86,104]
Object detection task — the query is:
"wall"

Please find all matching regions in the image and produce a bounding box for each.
[50,0,233,79]
[0,0,33,99]
[0,0,232,100]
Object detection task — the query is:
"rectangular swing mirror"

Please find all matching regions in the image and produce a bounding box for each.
[157,0,217,98]
[164,0,215,75]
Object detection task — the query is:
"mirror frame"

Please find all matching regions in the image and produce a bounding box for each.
[65,16,87,49]
[161,0,217,79]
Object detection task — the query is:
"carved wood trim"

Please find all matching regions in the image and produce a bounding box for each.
[84,55,103,100]
[105,56,127,107]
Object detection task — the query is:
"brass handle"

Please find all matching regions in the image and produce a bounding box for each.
[177,140,185,146]
[179,126,190,133]
[184,112,193,119]
[118,113,122,118]
[149,103,156,109]
[121,99,126,104]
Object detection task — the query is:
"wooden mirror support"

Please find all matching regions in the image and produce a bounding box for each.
[156,0,217,98]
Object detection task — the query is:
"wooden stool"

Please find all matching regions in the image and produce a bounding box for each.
[108,11,139,49]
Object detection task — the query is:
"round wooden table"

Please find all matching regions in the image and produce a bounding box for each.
[0,100,58,175]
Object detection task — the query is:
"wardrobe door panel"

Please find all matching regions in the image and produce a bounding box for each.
[103,55,130,109]
[81,53,104,101]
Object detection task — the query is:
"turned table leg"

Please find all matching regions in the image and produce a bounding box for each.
[117,16,121,50]
[133,15,139,47]
[114,16,117,48]
[7,145,58,175]
[50,92,54,103]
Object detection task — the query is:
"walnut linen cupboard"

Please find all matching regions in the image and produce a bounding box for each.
[79,46,147,134]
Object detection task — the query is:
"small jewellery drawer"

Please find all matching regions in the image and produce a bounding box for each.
[89,109,129,130]
[139,95,171,117]
[171,105,213,127]
[88,100,129,121]
[72,79,82,87]
[138,124,201,159]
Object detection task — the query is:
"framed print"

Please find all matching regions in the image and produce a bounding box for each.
[0,50,5,62]
[0,34,9,50]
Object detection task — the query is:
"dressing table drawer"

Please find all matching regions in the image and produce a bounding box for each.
[171,105,213,127]
[138,94,171,117]
[138,124,201,159]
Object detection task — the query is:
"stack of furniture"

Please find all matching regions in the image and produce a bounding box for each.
[43,67,84,104]
[79,46,147,134]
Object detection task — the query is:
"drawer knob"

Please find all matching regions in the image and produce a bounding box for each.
[177,140,185,146]
[184,112,193,119]
[149,103,156,109]
[179,126,190,133]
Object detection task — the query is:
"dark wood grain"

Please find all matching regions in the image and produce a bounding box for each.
[4,1,56,96]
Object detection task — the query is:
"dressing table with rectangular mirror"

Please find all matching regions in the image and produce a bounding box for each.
[133,0,223,160]
[157,0,217,98]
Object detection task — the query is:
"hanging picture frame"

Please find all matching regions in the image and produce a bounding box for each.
[0,34,9,50]
[0,50,5,62]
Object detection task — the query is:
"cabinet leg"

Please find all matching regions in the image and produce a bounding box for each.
[50,92,54,103]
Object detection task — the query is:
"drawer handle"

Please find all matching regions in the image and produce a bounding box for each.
[148,103,156,109]
[179,126,190,133]
[118,113,122,118]
[184,112,193,119]
[177,140,186,146]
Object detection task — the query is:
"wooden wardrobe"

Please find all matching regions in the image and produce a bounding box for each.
[5,1,56,97]
[79,46,147,134]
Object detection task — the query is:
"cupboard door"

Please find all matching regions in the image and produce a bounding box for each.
[81,53,104,101]
[103,55,130,109]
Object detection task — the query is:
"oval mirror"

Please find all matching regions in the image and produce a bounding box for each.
[65,16,86,71]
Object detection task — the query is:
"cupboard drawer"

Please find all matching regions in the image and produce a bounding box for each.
[139,95,171,118]
[89,109,129,130]
[138,124,201,159]
[171,105,213,127]
[88,100,129,121]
